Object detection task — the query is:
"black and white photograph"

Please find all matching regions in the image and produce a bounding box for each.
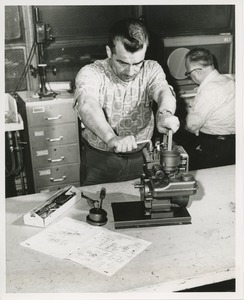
[1,1,243,300]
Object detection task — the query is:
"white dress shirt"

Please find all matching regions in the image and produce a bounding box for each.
[186,69,235,135]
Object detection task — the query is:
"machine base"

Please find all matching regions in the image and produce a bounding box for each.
[111,201,191,229]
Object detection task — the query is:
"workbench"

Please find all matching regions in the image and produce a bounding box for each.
[5,165,237,295]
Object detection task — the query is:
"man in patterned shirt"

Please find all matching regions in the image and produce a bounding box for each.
[74,18,180,186]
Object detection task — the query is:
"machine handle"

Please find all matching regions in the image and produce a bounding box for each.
[49,175,66,182]
[44,115,62,121]
[136,139,151,145]
[47,156,65,163]
[163,129,173,151]
[167,130,173,151]
[46,136,63,142]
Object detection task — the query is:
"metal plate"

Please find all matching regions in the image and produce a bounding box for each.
[112,201,191,229]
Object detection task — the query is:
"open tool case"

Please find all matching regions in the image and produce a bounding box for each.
[23,186,81,227]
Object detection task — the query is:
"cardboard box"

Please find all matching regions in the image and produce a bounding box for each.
[23,186,81,227]
[5,93,18,123]
[5,93,24,132]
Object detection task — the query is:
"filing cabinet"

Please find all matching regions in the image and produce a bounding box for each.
[17,91,81,194]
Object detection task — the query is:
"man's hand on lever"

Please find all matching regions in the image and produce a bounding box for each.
[107,135,138,153]
[156,110,180,134]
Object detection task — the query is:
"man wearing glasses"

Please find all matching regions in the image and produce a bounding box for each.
[182,47,235,170]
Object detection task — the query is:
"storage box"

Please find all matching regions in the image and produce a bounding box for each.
[5,93,24,131]
[5,93,18,123]
[23,186,81,227]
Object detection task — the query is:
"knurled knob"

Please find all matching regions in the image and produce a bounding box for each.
[181,173,194,181]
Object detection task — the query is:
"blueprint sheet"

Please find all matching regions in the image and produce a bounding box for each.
[20,217,151,276]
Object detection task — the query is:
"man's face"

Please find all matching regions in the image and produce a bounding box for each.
[106,40,147,82]
[185,59,203,85]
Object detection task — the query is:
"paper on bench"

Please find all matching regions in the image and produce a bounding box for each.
[20,217,151,276]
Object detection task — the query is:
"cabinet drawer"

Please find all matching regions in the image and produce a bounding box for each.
[27,101,76,127]
[29,123,78,148]
[32,144,80,167]
[34,164,80,188]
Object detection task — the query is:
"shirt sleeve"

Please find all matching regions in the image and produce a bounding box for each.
[74,65,101,107]
[186,86,217,133]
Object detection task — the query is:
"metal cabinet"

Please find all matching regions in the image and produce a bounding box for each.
[17,91,80,194]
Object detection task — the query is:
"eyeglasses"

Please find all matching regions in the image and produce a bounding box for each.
[185,68,202,77]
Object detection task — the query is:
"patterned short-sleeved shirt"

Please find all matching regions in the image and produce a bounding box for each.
[74,58,175,151]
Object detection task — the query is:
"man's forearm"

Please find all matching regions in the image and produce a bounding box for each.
[185,113,202,135]
[155,89,179,133]
[76,96,116,144]
[156,89,176,114]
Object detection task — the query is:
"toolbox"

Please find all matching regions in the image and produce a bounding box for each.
[23,185,81,227]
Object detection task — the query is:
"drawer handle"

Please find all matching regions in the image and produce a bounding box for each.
[46,136,63,142]
[47,156,65,163]
[44,115,62,121]
[49,175,67,182]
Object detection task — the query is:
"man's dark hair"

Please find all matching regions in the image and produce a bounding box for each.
[108,18,149,54]
[185,48,214,66]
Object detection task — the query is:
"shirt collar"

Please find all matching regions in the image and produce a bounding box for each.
[198,69,219,92]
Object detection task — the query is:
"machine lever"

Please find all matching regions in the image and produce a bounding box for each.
[167,130,173,151]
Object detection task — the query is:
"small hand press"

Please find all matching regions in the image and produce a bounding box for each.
[85,188,108,226]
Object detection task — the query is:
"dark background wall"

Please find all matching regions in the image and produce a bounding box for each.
[5,5,235,94]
